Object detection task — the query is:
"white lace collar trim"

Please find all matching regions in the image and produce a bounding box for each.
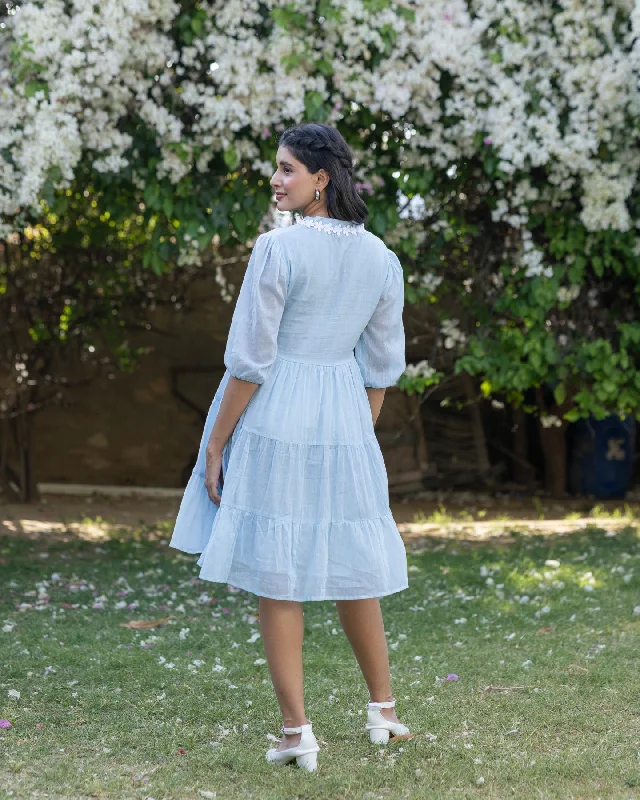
[297,216,366,236]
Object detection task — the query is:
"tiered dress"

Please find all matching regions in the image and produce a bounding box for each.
[169,215,408,601]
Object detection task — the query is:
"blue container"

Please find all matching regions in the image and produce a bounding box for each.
[568,415,635,499]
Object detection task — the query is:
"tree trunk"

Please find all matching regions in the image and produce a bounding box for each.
[0,415,7,493]
[406,392,429,474]
[538,424,567,495]
[512,407,536,486]
[461,372,491,476]
[535,388,568,496]
[2,402,39,503]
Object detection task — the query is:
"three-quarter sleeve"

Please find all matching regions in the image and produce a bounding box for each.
[354,248,406,388]
[224,232,289,384]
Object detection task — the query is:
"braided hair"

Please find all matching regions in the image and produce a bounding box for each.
[278,123,369,224]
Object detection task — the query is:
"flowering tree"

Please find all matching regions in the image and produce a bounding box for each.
[2,0,640,496]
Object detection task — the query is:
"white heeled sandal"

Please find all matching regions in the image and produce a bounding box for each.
[265,721,320,772]
[365,698,410,744]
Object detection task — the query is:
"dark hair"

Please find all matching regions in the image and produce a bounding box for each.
[278,122,369,224]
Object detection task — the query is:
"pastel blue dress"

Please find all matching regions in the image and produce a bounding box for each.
[169,215,408,601]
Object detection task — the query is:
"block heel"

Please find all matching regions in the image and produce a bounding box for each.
[365,697,410,744]
[265,721,319,772]
[369,727,390,744]
[295,751,318,771]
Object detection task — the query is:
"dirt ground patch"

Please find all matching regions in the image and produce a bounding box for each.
[0,491,637,547]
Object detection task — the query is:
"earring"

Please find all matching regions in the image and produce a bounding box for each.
[315,189,320,200]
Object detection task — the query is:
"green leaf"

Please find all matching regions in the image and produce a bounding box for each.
[52,193,69,216]
[553,382,566,406]
[191,14,204,36]
[233,210,248,239]
[271,8,307,29]
[197,230,212,250]
[568,255,586,283]
[304,91,327,121]
[150,252,164,276]
[483,152,497,176]
[316,58,334,76]
[163,194,173,218]
[223,148,239,171]
[25,79,49,99]
[592,255,604,277]
[396,6,416,22]
[144,183,160,210]
[363,0,391,11]
[281,53,303,72]
[317,0,342,21]
[165,141,190,163]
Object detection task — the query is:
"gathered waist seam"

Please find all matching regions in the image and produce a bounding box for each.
[275,352,355,367]
[236,425,378,448]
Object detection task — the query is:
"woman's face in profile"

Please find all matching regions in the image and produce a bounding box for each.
[270,146,325,214]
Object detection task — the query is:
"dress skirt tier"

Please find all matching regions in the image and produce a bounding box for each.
[169,355,409,601]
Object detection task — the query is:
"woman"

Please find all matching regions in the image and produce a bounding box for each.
[170,122,410,772]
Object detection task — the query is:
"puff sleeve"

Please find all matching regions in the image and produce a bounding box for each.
[354,248,406,388]
[224,232,289,384]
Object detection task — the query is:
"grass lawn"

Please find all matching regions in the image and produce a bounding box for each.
[0,516,639,799]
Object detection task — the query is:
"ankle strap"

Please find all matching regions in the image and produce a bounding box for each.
[281,721,312,735]
[368,698,396,709]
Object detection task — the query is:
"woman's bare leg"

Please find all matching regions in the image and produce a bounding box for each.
[258,597,309,749]
[335,598,400,724]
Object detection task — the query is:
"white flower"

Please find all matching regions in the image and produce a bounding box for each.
[404,360,436,380]
[0,0,637,332]
[441,319,467,349]
[407,271,442,292]
[557,285,580,303]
